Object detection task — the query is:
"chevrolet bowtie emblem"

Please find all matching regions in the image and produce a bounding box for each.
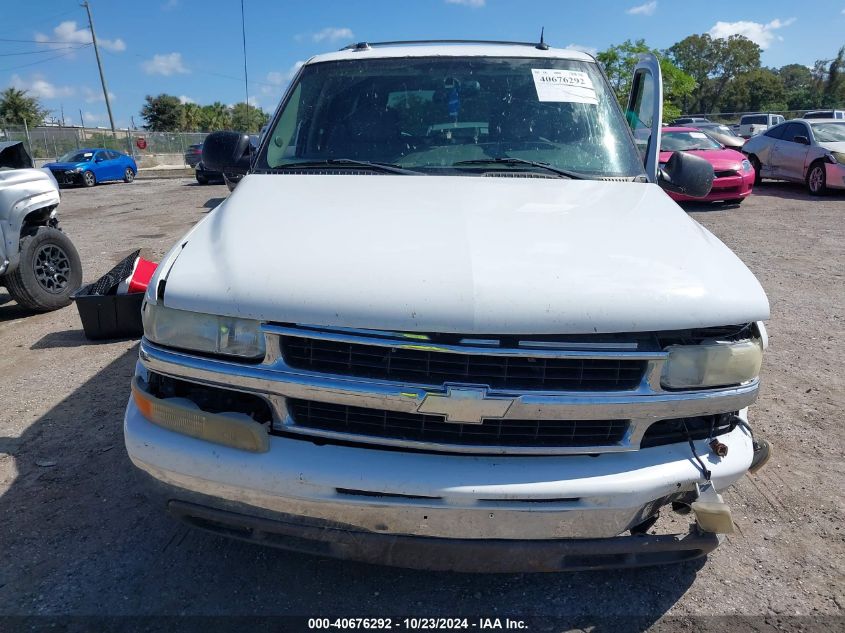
[417,387,514,425]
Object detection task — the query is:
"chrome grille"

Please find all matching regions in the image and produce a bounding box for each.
[280,336,647,391]
[286,399,629,448]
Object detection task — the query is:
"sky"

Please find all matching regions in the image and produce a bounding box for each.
[2,0,844,129]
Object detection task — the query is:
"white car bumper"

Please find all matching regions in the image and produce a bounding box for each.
[125,396,753,569]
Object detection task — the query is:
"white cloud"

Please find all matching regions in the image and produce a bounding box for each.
[309,27,354,43]
[627,1,657,15]
[261,61,304,95]
[82,111,104,124]
[708,17,796,49]
[565,43,598,56]
[445,0,486,6]
[11,74,74,99]
[141,52,188,76]
[178,95,195,104]
[83,86,116,103]
[35,20,125,53]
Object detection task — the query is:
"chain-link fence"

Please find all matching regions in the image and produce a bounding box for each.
[676,109,836,126]
[0,125,208,169]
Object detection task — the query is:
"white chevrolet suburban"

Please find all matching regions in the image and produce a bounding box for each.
[124,41,771,572]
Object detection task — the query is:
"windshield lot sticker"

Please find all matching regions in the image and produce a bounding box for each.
[689,131,708,138]
[531,69,597,105]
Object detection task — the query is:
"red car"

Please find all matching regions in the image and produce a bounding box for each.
[659,127,755,204]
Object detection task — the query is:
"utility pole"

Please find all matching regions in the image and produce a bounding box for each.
[81,1,116,135]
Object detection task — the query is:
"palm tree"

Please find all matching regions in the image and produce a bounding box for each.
[0,88,48,126]
[200,102,232,132]
[182,102,202,131]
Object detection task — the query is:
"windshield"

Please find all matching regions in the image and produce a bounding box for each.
[58,150,94,162]
[810,122,845,142]
[661,131,722,152]
[259,57,644,178]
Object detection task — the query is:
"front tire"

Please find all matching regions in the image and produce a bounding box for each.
[748,155,762,186]
[5,227,83,312]
[82,170,96,187]
[196,173,209,185]
[123,167,136,183]
[806,161,826,195]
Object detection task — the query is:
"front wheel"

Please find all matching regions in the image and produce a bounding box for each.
[5,227,83,312]
[123,167,136,183]
[748,155,762,186]
[806,161,826,195]
[82,170,96,187]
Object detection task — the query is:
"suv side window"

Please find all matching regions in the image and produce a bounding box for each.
[764,124,786,139]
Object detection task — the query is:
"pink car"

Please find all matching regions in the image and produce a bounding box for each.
[659,127,755,204]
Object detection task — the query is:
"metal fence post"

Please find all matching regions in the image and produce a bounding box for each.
[23,119,32,158]
[178,132,186,167]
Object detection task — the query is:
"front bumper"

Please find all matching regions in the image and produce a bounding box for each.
[49,170,82,186]
[125,397,752,570]
[824,162,845,190]
[160,492,720,572]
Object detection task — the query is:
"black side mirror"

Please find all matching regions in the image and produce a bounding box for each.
[202,131,252,174]
[658,151,714,198]
[793,135,810,145]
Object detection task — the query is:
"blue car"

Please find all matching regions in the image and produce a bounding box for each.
[45,148,137,188]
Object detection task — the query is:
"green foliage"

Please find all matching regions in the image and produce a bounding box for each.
[199,102,232,131]
[140,94,184,131]
[137,94,270,133]
[667,34,761,113]
[596,39,695,123]
[182,102,202,131]
[778,64,819,110]
[722,68,787,113]
[230,102,269,133]
[0,87,48,126]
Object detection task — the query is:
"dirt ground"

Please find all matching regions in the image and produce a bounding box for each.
[0,177,842,630]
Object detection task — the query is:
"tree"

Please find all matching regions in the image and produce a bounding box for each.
[596,39,695,122]
[722,68,786,113]
[0,87,48,126]
[182,102,202,131]
[230,102,269,132]
[778,64,819,111]
[199,102,231,131]
[823,45,845,107]
[668,34,761,113]
[140,94,184,131]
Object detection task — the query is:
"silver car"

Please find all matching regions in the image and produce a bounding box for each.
[743,119,845,195]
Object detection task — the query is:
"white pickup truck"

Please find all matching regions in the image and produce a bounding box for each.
[124,41,771,572]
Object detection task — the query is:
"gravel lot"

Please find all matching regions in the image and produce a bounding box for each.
[0,178,842,629]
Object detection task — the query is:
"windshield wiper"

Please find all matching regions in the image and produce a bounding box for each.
[270,159,422,175]
[452,157,590,179]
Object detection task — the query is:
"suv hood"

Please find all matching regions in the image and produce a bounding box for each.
[160,174,769,334]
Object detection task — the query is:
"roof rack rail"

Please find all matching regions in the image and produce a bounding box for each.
[339,39,553,52]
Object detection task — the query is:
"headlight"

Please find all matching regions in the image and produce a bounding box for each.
[142,302,265,359]
[741,159,753,172]
[830,152,845,164]
[661,339,763,390]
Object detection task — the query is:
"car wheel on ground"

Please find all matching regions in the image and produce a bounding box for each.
[123,167,136,183]
[5,227,83,312]
[806,161,827,195]
[748,155,762,186]
[196,173,209,185]
[82,170,96,187]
